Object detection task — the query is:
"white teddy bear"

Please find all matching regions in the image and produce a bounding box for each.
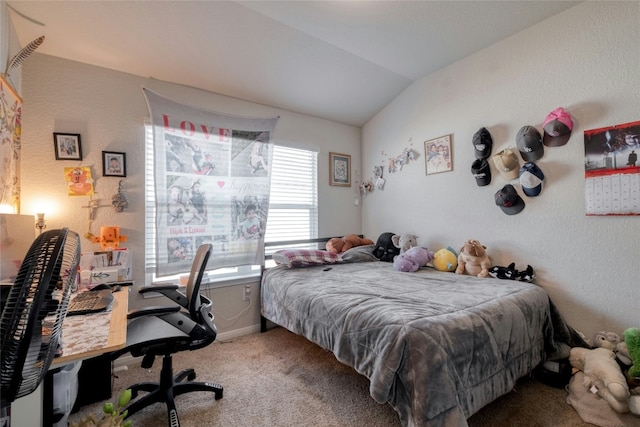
[569,347,630,413]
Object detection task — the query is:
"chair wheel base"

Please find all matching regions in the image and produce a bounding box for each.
[206,382,224,399]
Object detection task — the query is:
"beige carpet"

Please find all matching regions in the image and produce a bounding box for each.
[69,327,590,427]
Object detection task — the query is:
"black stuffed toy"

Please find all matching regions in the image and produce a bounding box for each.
[489,263,536,283]
[373,232,400,262]
[489,263,518,280]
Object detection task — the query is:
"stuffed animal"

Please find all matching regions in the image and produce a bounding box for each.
[591,331,622,352]
[590,330,637,368]
[489,263,518,280]
[455,239,491,277]
[373,232,400,262]
[432,247,458,272]
[326,234,374,254]
[391,233,418,254]
[625,327,640,379]
[393,246,434,272]
[517,265,536,282]
[569,347,630,413]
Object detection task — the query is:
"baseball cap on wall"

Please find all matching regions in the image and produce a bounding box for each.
[543,107,574,147]
[517,125,544,161]
[471,159,491,186]
[473,127,493,160]
[519,162,545,197]
[494,184,525,215]
[492,149,520,180]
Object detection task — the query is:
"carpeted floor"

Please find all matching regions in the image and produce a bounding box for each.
[69,327,592,427]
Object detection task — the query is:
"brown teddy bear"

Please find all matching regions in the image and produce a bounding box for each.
[455,239,491,277]
[326,234,374,254]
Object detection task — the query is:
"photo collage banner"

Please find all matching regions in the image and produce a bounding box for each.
[143,88,278,276]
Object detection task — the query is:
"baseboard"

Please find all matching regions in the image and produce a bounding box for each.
[217,324,262,341]
[112,323,262,369]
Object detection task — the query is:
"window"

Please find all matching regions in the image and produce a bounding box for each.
[145,124,317,284]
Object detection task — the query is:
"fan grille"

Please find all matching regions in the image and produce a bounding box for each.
[0,228,80,403]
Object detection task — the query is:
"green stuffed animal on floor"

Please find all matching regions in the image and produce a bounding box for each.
[624,327,640,379]
[622,327,640,417]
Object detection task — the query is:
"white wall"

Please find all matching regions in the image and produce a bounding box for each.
[18,53,361,327]
[362,2,639,339]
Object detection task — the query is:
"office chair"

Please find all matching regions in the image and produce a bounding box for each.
[112,243,223,427]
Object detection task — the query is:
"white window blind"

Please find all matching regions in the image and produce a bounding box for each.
[265,145,318,248]
[145,124,317,281]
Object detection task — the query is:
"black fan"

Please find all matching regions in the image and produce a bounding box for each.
[0,228,80,425]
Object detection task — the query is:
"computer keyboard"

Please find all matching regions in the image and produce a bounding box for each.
[67,289,114,316]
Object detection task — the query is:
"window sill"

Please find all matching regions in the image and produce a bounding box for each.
[142,271,262,298]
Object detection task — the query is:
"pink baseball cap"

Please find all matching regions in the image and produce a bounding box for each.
[543,107,573,147]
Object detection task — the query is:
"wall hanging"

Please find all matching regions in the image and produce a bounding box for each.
[329,152,351,187]
[0,75,22,213]
[102,151,126,177]
[584,120,640,216]
[54,133,82,160]
[424,134,453,175]
[64,166,94,196]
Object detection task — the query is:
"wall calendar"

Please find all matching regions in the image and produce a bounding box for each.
[584,120,640,216]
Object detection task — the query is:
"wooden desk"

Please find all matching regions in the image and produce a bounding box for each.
[13,288,129,426]
[51,288,129,367]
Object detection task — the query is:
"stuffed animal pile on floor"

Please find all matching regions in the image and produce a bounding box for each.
[568,327,640,417]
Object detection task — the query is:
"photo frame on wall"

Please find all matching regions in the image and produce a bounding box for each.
[424,134,453,175]
[102,151,127,177]
[53,133,83,160]
[329,152,351,186]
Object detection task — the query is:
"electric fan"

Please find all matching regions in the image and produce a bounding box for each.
[0,228,80,425]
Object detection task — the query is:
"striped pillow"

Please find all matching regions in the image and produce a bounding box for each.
[272,249,339,268]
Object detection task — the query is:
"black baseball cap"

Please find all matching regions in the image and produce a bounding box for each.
[494,184,525,215]
[517,125,544,162]
[473,127,493,160]
[471,159,491,186]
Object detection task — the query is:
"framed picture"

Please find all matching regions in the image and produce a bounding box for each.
[53,133,83,160]
[329,152,351,186]
[102,151,127,177]
[424,134,453,175]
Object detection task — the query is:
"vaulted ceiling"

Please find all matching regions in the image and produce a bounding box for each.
[7,1,581,126]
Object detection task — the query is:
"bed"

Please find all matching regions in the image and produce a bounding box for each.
[260,246,584,427]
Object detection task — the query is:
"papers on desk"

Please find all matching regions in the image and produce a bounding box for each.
[79,248,132,287]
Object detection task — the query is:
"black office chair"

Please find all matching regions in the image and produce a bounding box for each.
[112,243,223,426]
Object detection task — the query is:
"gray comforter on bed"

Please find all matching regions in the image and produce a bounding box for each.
[261,261,581,427]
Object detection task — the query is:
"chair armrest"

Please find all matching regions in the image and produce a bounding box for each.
[127,305,181,319]
[139,285,188,309]
[139,284,178,294]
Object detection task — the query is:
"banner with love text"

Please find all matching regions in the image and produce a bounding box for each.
[143,88,278,277]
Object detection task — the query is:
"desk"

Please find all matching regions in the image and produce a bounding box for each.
[51,288,129,367]
[13,288,129,426]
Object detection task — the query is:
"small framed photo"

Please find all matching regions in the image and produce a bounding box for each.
[53,133,82,160]
[329,152,351,186]
[102,151,126,177]
[424,134,453,175]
